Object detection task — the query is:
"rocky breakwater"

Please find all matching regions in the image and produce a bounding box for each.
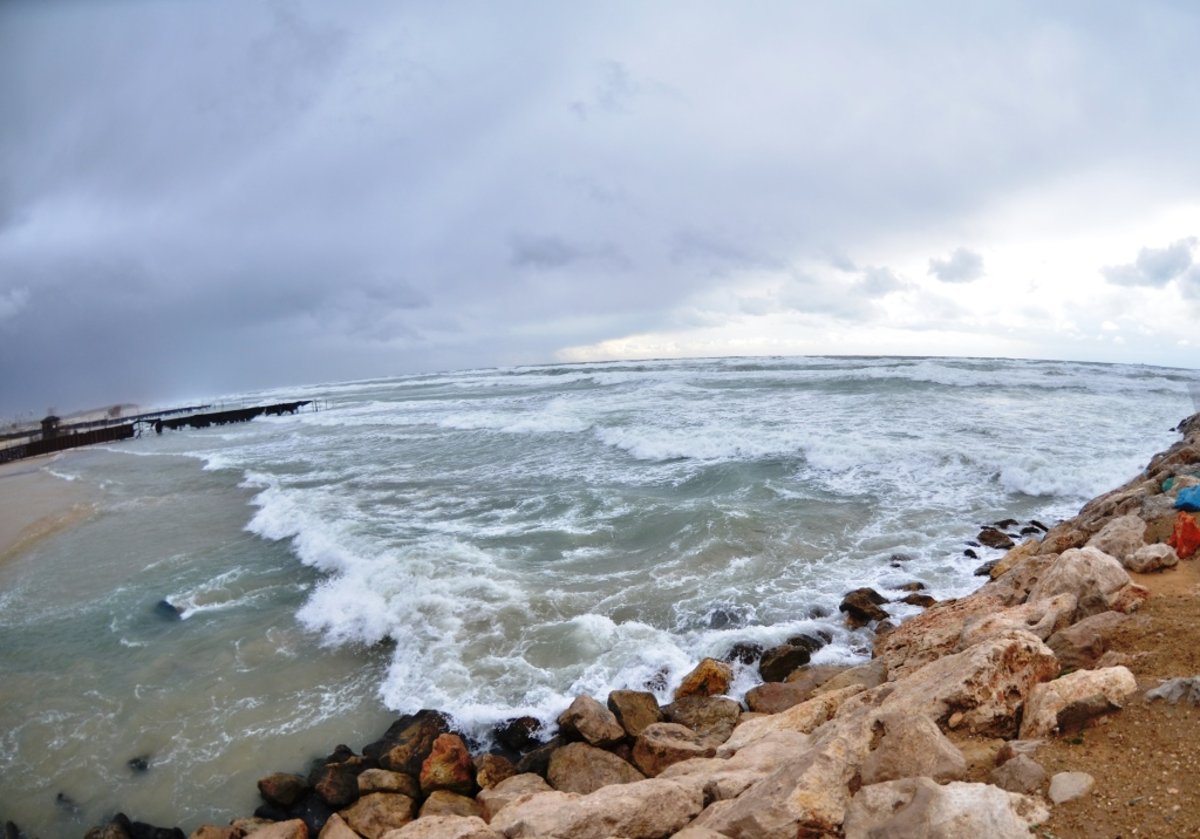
[80,412,1200,839]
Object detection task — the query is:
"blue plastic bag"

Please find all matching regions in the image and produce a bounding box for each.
[1177,486,1200,512]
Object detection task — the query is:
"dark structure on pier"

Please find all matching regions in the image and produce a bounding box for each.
[0,401,314,464]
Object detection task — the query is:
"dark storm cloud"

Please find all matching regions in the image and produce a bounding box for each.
[1102,237,1197,286]
[928,248,985,283]
[3,0,1200,413]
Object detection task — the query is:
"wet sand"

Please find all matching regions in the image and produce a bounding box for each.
[0,456,96,564]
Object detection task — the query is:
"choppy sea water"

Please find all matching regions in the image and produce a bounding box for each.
[1,355,1197,834]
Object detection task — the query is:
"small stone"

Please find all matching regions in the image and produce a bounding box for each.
[947,712,964,729]
[990,754,1047,794]
[1048,771,1095,804]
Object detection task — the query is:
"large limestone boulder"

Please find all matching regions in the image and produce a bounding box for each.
[488,778,703,839]
[476,774,552,823]
[632,722,716,776]
[1025,547,1139,619]
[666,696,740,745]
[358,769,420,798]
[245,821,307,839]
[674,658,733,699]
[876,630,1058,737]
[557,695,625,748]
[1086,514,1147,564]
[382,815,501,839]
[812,660,887,696]
[661,730,810,803]
[691,706,878,837]
[340,793,418,839]
[1045,610,1128,672]
[418,791,483,819]
[873,593,1007,680]
[606,690,662,738]
[420,734,476,797]
[842,778,1050,839]
[858,713,967,785]
[1019,666,1137,738]
[719,684,864,756]
[956,593,1077,650]
[546,741,645,794]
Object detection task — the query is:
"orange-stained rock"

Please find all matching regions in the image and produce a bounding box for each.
[673,657,732,699]
[1169,511,1200,559]
[420,734,476,796]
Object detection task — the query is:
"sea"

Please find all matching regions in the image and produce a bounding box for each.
[1,355,1197,835]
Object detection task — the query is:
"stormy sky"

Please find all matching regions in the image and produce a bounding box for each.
[2,1,1199,416]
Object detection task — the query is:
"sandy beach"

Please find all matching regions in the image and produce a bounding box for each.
[0,456,96,565]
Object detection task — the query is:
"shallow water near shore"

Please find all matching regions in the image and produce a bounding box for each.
[1,355,1197,835]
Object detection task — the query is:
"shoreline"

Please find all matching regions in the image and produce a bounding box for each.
[63,411,1200,838]
[0,455,96,567]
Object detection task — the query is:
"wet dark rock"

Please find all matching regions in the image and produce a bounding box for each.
[875,619,897,637]
[888,553,916,564]
[839,587,889,628]
[253,802,291,822]
[128,820,184,839]
[257,772,310,809]
[974,560,999,577]
[1030,520,1050,532]
[900,593,937,608]
[963,549,979,559]
[977,528,1015,550]
[83,814,131,839]
[790,630,831,649]
[4,822,20,839]
[643,668,670,692]
[723,641,763,665]
[706,605,747,629]
[291,794,334,836]
[514,736,563,778]
[494,716,543,753]
[308,757,368,808]
[966,540,981,547]
[363,710,450,775]
[898,581,926,592]
[1020,526,1042,537]
[127,756,150,773]
[153,600,182,621]
[994,518,1020,530]
[759,643,813,682]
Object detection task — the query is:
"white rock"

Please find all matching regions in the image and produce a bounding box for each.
[1025,547,1136,619]
[957,594,1077,649]
[843,778,1050,839]
[382,816,502,839]
[717,685,862,756]
[1127,543,1179,573]
[1048,771,1095,804]
[487,778,702,839]
[859,712,967,785]
[1086,514,1146,564]
[1019,666,1137,739]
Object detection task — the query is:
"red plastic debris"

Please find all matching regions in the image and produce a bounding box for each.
[1168,511,1200,560]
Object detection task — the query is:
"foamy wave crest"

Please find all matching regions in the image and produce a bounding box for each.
[595,425,794,462]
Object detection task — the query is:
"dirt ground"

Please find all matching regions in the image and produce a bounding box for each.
[965,558,1200,838]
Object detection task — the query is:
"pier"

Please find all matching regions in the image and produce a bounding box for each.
[0,401,315,464]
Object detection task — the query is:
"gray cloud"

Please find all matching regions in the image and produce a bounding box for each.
[1102,237,1197,286]
[928,248,985,283]
[3,1,1200,413]
[509,234,631,271]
